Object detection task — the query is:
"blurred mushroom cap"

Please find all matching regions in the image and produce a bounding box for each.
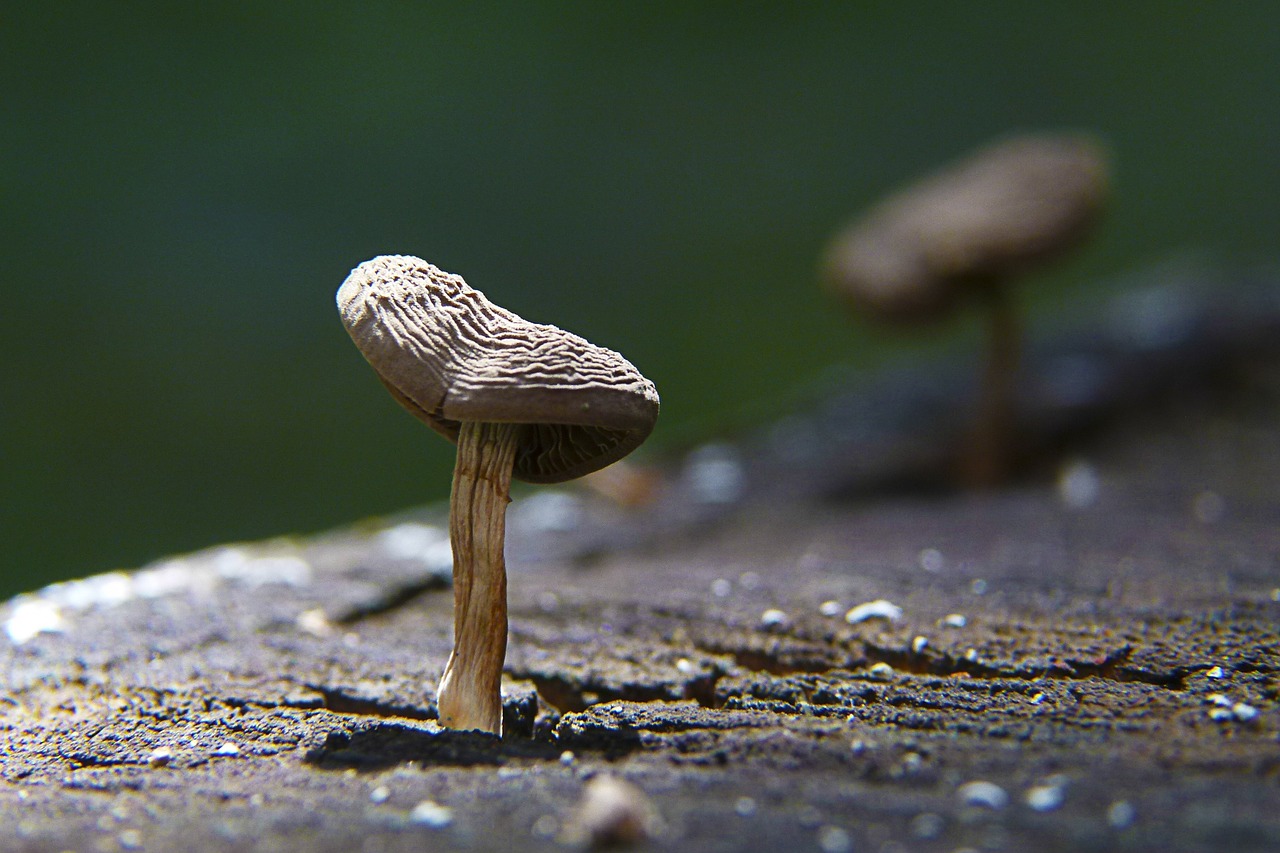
[823,133,1109,321]
[338,255,659,484]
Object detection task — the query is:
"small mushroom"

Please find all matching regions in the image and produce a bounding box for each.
[337,255,659,735]
[822,133,1109,485]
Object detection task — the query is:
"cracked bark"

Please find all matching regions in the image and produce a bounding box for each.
[2,293,1279,852]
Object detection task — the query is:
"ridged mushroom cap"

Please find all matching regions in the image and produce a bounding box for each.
[823,133,1109,321]
[337,255,660,484]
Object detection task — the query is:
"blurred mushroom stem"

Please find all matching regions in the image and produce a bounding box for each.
[963,281,1021,486]
[436,420,521,736]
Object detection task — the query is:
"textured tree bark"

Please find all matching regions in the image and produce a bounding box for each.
[1,282,1278,852]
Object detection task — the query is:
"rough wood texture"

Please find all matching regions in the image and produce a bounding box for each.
[3,275,1279,852]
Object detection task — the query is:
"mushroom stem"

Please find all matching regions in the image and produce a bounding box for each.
[963,280,1021,487]
[436,420,521,735]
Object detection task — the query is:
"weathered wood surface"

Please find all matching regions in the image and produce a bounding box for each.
[3,275,1279,852]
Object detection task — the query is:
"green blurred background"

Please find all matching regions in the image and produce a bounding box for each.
[2,4,1276,598]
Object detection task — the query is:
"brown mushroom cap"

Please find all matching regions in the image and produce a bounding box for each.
[823,133,1109,321]
[338,255,660,484]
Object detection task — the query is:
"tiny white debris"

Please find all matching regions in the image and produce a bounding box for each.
[957,780,1009,810]
[531,814,559,838]
[1106,800,1136,829]
[211,742,240,757]
[58,571,135,609]
[844,599,903,624]
[868,662,894,678]
[675,658,696,675]
[118,829,143,850]
[147,746,174,767]
[212,548,312,588]
[684,443,746,505]
[131,561,203,598]
[515,490,583,533]
[369,785,391,804]
[760,608,788,628]
[711,578,732,598]
[1029,692,1046,705]
[918,548,946,573]
[296,608,334,637]
[1205,665,1224,679]
[819,600,843,617]
[941,613,967,628]
[559,750,576,766]
[4,599,66,645]
[911,636,929,654]
[1206,693,1232,707]
[377,522,451,568]
[1209,707,1235,721]
[409,800,453,828]
[901,752,923,773]
[795,548,823,572]
[1057,459,1101,510]
[1025,784,1065,812]
[816,825,853,853]
[1231,702,1259,722]
[965,648,979,662]
[849,739,869,754]
[910,812,945,839]
[734,796,757,817]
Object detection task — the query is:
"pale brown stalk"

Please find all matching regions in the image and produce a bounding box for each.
[436,420,520,735]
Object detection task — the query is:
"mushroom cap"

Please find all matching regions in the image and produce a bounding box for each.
[337,255,660,484]
[823,133,1109,321]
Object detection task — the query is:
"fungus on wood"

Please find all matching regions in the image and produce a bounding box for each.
[337,255,659,735]
[822,133,1109,485]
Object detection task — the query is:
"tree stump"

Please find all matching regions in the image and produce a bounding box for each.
[3,279,1279,852]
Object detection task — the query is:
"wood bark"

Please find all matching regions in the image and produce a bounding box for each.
[2,283,1278,852]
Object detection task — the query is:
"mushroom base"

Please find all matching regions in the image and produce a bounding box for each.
[436,420,521,736]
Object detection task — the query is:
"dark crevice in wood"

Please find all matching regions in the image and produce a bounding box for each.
[305,684,437,722]
[682,630,1188,690]
[521,673,698,715]
[330,574,450,625]
[861,641,1188,689]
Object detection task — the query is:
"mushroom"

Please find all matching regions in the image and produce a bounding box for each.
[822,132,1109,484]
[337,255,659,735]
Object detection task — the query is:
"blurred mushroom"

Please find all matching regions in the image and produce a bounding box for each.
[823,133,1109,484]
[338,255,659,735]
